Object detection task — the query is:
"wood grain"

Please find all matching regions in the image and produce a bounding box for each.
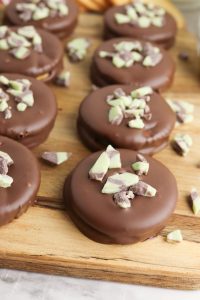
[0,13,200,290]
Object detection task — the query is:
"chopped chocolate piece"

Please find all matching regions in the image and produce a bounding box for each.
[0,174,13,188]
[89,151,110,182]
[132,161,149,175]
[190,188,200,215]
[0,100,8,112]
[102,172,139,194]
[130,181,157,197]
[113,190,134,208]
[99,40,162,69]
[0,151,14,166]
[178,52,189,61]
[167,99,193,124]
[0,75,9,86]
[0,26,8,39]
[54,70,70,87]
[66,38,90,62]
[10,47,31,60]
[114,1,165,28]
[4,108,12,120]
[109,106,124,125]
[41,151,71,166]
[0,39,9,50]
[113,87,126,98]
[128,117,145,129]
[166,229,183,243]
[106,145,121,169]
[131,86,153,98]
[17,102,27,112]
[172,133,192,156]
[0,157,8,175]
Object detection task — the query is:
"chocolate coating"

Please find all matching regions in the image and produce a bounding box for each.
[3,0,79,39]
[0,27,63,82]
[77,85,176,155]
[90,38,175,90]
[0,136,40,226]
[104,5,177,49]
[63,149,178,244]
[0,73,57,148]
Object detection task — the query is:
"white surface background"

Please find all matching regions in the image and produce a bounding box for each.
[0,269,200,300]
[1,4,200,300]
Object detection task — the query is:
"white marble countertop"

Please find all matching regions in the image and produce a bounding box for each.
[1,5,200,300]
[0,269,200,300]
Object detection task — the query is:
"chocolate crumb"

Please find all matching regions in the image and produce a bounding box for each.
[178,52,189,61]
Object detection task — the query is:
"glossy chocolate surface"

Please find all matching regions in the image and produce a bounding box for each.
[64,149,178,244]
[0,136,40,226]
[0,27,63,81]
[0,73,57,148]
[104,4,177,49]
[78,85,176,155]
[4,0,79,39]
[90,37,175,90]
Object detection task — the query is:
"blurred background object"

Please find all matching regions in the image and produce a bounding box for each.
[172,0,200,36]
[0,0,186,30]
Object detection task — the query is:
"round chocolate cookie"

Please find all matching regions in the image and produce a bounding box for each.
[0,136,40,226]
[0,25,63,82]
[104,2,177,49]
[3,0,79,39]
[77,85,176,155]
[0,73,57,148]
[63,147,178,244]
[90,38,175,90]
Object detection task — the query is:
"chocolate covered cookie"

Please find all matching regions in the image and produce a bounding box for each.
[78,85,176,155]
[0,136,40,226]
[104,1,177,49]
[90,38,175,90]
[0,74,57,148]
[63,146,178,244]
[0,25,63,82]
[3,0,79,39]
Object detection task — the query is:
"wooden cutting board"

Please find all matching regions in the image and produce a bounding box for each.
[0,13,200,290]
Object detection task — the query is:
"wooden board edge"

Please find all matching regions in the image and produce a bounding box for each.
[0,257,200,290]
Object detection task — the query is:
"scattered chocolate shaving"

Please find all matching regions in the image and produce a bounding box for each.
[0,157,8,175]
[41,151,72,166]
[107,87,152,128]
[172,134,192,156]
[113,191,134,209]
[0,26,43,60]
[114,1,165,28]
[54,70,71,87]
[178,52,189,61]
[0,151,14,188]
[99,41,162,69]
[129,181,157,197]
[66,38,90,63]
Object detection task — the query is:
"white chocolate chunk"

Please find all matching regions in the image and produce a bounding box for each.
[102,172,139,194]
[0,174,13,188]
[89,152,110,182]
[115,13,130,24]
[131,86,153,98]
[0,151,13,166]
[0,75,9,85]
[17,102,27,112]
[128,118,145,129]
[106,145,121,169]
[166,230,183,243]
